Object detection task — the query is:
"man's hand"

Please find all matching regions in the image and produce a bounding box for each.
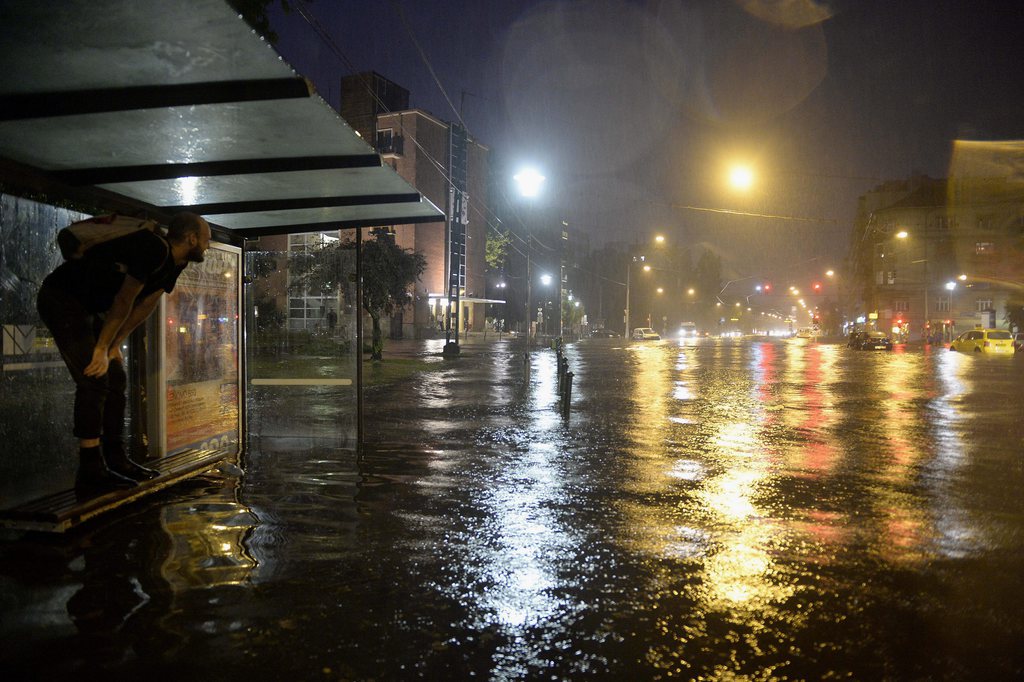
[84,346,111,377]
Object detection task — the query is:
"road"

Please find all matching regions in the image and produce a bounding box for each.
[2,337,1024,679]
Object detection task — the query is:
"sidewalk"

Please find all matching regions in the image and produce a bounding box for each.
[380,332,572,359]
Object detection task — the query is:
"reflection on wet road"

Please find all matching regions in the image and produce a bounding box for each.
[3,338,1024,679]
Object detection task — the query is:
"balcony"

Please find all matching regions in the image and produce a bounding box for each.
[377,135,404,157]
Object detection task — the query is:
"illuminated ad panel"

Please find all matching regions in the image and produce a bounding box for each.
[162,243,242,455]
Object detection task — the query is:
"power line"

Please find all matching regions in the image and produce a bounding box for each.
[388,0,469,133]
[669,204,838,224]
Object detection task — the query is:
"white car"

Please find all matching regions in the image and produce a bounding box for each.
[631,327,661,340]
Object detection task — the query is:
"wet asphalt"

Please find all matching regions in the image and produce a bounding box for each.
[2,336,1024,680]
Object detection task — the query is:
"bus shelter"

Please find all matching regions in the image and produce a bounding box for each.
[0,0,443,531]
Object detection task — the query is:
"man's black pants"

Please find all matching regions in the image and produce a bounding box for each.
[37,283,126,441]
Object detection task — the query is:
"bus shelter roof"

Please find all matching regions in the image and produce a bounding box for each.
[0,0,443,236]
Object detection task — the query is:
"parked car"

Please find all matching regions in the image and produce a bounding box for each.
[949,328,1016,354]
[1014,332,1024,353]
[631,327,661,340]
[853,330,893,350]
[590,327,620,338]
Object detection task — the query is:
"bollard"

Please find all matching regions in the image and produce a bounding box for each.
[562,371,574,416]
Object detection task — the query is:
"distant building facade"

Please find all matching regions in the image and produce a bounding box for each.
[854,175,1024,340]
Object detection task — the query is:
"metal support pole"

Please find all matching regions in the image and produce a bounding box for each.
[355,226,363,452]
[526,233,532,347]
[624,261,631,336]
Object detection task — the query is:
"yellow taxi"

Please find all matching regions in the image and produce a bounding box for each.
[949,328,1016,354]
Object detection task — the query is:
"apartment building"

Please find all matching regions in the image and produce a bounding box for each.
[862,176,1024,339]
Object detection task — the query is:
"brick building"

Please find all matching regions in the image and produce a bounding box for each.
[343,73,491,338]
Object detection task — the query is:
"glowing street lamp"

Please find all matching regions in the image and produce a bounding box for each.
[729,164,754,191]
[514,168,546,198]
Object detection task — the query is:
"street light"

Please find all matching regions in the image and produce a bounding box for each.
[728,164,754,191]
[513,168,545,198]
[624,236,665,335]
[536,273,553,338]
[515,167,546,344]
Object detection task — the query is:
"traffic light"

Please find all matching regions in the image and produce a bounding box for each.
[764,283,772,292]
[813,282,822,292]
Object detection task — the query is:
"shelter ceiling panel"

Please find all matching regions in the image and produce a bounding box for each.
[100,167,419,208]
[206,201,445,231]
[0,99,373,171]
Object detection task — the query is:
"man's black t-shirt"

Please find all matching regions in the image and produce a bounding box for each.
[44,230,187,313]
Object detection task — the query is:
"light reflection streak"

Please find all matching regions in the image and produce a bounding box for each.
[628,344,675,454]
[923,352,982,558]
[159,474,259,591]
[449,349,575,674]
[874,349,932,562]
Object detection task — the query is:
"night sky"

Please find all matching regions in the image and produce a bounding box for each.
[267,0,1024,286]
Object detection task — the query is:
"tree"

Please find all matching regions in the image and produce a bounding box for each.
[361,238,426,360]
[1005,301,1024,332]
[485,228,511,271]
[289,236,425,360]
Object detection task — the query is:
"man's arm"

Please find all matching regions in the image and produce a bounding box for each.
[111,289,164,350]
[83,275,145,377]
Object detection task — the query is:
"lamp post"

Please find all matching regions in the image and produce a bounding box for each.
[625,260,652,335]
[514,168,545,345]
[539,273,553,338]
[624,234,665,335]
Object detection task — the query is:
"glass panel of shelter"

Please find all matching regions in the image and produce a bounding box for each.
[243,230,358,450]
[0,195,92,507]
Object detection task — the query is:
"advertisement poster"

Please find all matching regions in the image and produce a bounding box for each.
[163,245,241,454]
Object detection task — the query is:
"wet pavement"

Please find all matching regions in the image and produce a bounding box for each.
[3,336,1024,680]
